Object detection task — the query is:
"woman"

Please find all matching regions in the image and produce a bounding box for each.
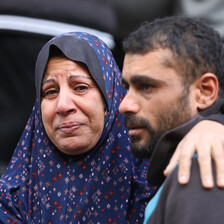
[0,32,153,223]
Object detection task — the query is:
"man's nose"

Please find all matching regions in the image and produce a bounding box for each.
[119,91,140,114]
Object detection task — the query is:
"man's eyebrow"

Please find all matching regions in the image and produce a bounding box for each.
[130,75,166,85]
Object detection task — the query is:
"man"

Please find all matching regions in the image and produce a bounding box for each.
[119,16,224,223]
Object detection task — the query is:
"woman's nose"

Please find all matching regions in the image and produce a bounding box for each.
[55,90,77,116]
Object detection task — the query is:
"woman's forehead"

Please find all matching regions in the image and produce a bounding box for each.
[43,56,93,81]
[36,34,109,109]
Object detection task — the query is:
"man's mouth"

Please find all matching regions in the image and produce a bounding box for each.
[124,123,145,136]
[128,127,144,136]
[124,114,151,136]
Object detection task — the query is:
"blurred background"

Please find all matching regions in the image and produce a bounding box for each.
[1,0,224,175]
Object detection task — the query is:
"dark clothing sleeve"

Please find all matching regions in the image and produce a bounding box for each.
[200,98,224,124]
[202,114,224,125]
[147,158,224,224]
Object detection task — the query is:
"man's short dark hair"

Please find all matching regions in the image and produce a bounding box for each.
[123,16,224,96]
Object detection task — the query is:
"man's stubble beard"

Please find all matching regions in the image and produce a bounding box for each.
[125,89,193,159]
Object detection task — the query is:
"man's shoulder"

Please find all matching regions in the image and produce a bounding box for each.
[164,157,223,196]
[146,158,224,224]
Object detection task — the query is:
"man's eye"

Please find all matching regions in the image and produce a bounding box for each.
[140,84,152,92]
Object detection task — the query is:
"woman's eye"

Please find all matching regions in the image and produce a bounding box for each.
[74,85,89,92]
[42,89,58,98]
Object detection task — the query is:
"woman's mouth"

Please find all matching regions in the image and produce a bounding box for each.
[56,122,82,134]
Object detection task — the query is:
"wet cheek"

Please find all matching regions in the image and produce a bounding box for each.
[41,113,50,132]
[41,105,54,129]
[90,110,104,130]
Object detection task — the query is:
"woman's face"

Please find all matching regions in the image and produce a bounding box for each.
[41,56,105,155]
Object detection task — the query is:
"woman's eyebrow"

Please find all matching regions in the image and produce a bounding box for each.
[42,78,56,86]
[42,75,92,86]
[69,75,92,80]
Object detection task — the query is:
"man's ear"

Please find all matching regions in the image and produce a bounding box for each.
[194,73,219,111]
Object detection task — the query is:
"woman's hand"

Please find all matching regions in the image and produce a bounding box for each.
[164,120,224,188]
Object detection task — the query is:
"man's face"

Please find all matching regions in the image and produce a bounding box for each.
[119,49,197,159]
